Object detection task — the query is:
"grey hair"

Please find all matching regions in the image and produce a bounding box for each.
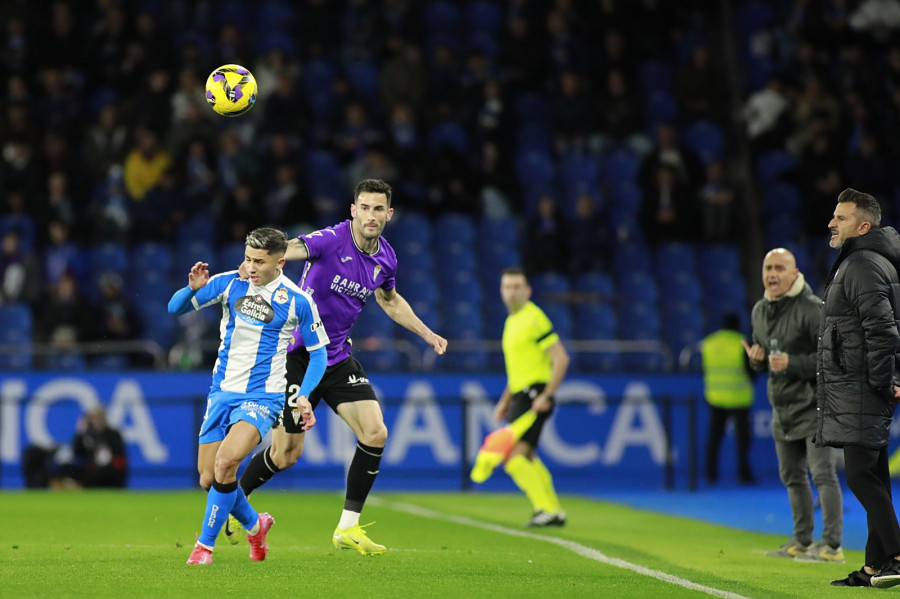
[245,227,288,255]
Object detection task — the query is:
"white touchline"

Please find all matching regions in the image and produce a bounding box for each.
[376,499,753,599]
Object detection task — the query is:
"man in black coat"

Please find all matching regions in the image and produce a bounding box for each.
[817,188,900,588]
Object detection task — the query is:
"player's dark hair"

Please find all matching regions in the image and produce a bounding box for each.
[246,227,288,255]
[501,266,528,283]
[354,178,393,206]
[837,187,882,227]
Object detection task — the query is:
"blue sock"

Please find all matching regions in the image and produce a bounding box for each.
[231,487,258,530]
[198,479,238,547]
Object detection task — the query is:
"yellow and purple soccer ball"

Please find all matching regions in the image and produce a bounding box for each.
[204,64,258,117]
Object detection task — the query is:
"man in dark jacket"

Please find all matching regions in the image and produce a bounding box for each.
[744,248,843,562]
[817,188,900,588]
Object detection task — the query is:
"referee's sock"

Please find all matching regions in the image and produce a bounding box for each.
[531,455,562,513]
[239,447,282,497]
[505,455,553,514]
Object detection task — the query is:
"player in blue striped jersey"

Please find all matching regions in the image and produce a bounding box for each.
[168,227,329,565]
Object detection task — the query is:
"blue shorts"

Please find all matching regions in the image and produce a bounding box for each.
[198,389,283,444]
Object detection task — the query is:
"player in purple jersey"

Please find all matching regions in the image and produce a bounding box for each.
[234,179,447,555]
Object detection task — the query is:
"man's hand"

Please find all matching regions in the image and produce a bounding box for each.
[292,395,316,431]
[768,352,789,372]
[740,340,765,363]
[188,262,210,290]
[237,261,249,280]
[531,392,553,413]
[427,332,448,355]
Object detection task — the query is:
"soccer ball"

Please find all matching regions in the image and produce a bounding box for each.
[204,64,258,117]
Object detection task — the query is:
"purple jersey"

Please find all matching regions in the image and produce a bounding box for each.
[287,220,397,365]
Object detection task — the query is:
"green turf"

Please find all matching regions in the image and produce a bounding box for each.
[1,490,864,598]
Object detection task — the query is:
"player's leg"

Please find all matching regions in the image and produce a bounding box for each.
[239,350,314,497]
[502,387,561,525]
[188,394,229,564]
[321,357,386,554]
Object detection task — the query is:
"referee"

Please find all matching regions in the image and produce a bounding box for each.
[493,267,570,527]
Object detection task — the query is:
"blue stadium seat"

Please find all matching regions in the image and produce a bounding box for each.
[700,244,740,281]
[343,60,380,105]
[216,241,247,273]
[303,59,336,93]
[132,242,172,277]
[390,211,432,247]
[655,242,697,279]
[601,147,641,186]
[574,271,615,301]
[638,60,673,93]
[762,182,801,215]
[683,119,725,164]
[530,272,570,305]
[307,150,342,197]
[644,90,678,126]
[256,0,295,32]
[429,121,469,154]
[515,122,552,152]
[514,92,550,126]
[424,0,462,32]
[618,271,659,305]
[612,242,652,278]
[515,150,556,187]
[175,213,217,249]
[756,150,796,185]
[466,0,502,32]
[434,213,476,245]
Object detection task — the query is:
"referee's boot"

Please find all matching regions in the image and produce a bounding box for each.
[333,523,387,556]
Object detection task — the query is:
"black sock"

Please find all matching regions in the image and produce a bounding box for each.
[238,447,281,497]
[344,442,383,512]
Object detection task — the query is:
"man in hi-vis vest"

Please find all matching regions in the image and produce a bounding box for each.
[702,312,754,487]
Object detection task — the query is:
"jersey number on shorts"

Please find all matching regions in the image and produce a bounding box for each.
[286,384,301,408]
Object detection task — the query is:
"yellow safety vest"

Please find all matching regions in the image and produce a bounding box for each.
[701,330,753,408]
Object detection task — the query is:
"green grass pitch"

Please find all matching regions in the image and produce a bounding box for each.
[1,490,863,598]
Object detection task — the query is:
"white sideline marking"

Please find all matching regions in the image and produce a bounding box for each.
[377,499,753,599]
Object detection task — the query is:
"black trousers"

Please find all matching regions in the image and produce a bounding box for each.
[844,444,900,568]
[705,406,753,482]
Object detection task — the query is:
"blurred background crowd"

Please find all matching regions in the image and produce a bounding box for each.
[1,0,900,373]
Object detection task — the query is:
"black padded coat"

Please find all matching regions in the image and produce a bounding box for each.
[816,226,900,449]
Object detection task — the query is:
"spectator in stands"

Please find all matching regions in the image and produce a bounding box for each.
[701,312,755,486]
[743,74,791,155]
[35,270,91,357]
[380,40,426,115]
[568,193,607,275]
[71,406,128,488]
[799,132,844,237]
[123,127,171,202]
[82,103,129,185]
[216,130,260,194]
[220,182,262,244]
[845,131,891,202]
[674,44,729,124]
[699,160,739,243]
[0,191,36,251]
[498,14,547,93]
[551,70,593,154]
[639,163,696,245]
[43,220,81,285]
[260,71,308,137]
[785,74,840,157]
[91,271,142,360]
[593,68,644,153]
[744,248,844,563]
[0,226,39,305]
[638,123,705,199]
[525,195,568,274]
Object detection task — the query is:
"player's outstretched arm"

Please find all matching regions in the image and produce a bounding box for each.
[375,287,447,355]
[284,238,310,261]
[168,262,210,316]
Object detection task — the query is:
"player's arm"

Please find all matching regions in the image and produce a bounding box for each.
[292,345,326,431]
[375,286,447,355]
[167,262,211,316]
[284,237,309,261]
[533,341,569,412]
[494,386,512,422]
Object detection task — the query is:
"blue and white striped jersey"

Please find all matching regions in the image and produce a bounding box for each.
[187,270,328,394]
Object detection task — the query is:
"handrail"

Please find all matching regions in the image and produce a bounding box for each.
[0,340,168,369]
